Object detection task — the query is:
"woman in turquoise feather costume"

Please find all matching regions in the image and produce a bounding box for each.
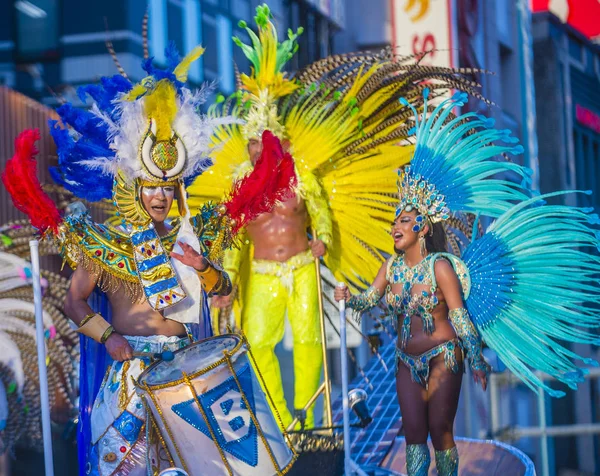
[337,209,488,476]
[335,89,600,476]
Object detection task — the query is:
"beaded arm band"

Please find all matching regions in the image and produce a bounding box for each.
[448,308,490,375]
[347,286,382,313]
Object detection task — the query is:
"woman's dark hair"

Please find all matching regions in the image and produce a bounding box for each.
[425,222,447,253]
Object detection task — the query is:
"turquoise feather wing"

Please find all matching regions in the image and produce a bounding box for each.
[463,192,600,397]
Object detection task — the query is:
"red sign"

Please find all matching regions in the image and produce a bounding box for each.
[576,104,600,134]
[532,0,600,40]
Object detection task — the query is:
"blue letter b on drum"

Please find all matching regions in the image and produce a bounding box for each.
[171,364,259,466]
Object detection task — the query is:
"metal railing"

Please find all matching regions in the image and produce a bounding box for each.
[487,367,600,476]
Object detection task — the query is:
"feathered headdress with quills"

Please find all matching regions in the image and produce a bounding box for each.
[232,4,302,139]
[48,42,215,223]
[194,4,495,291]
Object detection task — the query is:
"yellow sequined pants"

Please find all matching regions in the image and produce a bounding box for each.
[243,250,323,429]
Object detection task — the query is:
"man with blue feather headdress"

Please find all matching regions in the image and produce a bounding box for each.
[1,42,297,475]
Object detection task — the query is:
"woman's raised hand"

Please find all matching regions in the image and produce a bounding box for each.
[334,284,351,302]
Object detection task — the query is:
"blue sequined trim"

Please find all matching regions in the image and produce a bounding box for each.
[229,416,245,432]
[144,277,180,297]
[112,410,144,444]
[131,228,158,245]
[221,399,234,416]
[396,339,461,388]
[137,253,168,272]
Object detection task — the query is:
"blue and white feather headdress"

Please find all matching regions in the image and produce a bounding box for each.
[397,89,531,222]
[47,43,228,315]
[49,42,219,207]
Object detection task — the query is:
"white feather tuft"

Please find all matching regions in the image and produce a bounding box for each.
[77,157,120,177]
[108,100,148,181]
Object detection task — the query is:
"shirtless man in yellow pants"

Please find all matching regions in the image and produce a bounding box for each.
[213,136,331,429]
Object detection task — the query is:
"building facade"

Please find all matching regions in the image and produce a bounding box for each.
[0,0,343,106]
[533,11,600,475]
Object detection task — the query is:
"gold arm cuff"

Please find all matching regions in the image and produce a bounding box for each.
[101,326,115,344]
[79,312,96,328]
[77,314,111,344]
[197,266,220,292]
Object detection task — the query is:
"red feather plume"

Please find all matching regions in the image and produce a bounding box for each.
[224,130,297,234]
[1,129,62,234]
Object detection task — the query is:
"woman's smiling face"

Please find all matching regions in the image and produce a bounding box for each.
[391,209,421,252]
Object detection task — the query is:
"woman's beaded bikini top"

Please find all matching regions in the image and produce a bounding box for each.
[385,253,441,349]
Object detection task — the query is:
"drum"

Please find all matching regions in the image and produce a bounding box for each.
[137,334,296,475]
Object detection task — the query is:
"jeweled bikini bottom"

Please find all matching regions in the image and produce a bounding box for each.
[395,338,461,388]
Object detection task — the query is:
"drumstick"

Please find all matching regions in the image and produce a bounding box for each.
[132,350,175,361]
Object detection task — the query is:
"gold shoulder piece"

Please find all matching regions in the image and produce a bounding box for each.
[193,203,235,266]
[430,252,471,299]
[59,216,144,300]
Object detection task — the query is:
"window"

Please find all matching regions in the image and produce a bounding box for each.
[573,127,600,209]
[582,134,590,206]
[318,14,331,58]
[217,14,233,93]
[589,140,598,200]
[183,0,202,83]
[568,36,584,66]
[287,0,336,70]
[202,14,218,75]
[167,0,185,54]
[15,0,58,60]
[232,27,249,77]
[499,43,519,119]
[149,0,167,64]
[496,0,513,50]
[230,0,250,20]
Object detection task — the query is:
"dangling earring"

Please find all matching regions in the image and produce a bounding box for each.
[419,234,427,257]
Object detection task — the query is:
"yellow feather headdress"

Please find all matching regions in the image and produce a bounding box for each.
[232,3,302,139]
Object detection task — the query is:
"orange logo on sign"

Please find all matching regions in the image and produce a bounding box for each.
[404,0,430,22]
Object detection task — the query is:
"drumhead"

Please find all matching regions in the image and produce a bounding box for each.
[138,334,243,387]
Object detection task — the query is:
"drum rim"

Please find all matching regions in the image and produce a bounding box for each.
[136,333,245,391]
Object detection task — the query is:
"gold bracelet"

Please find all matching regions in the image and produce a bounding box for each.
[197,265,220,292]
[100,326,115,344]
[79,312,96,328]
